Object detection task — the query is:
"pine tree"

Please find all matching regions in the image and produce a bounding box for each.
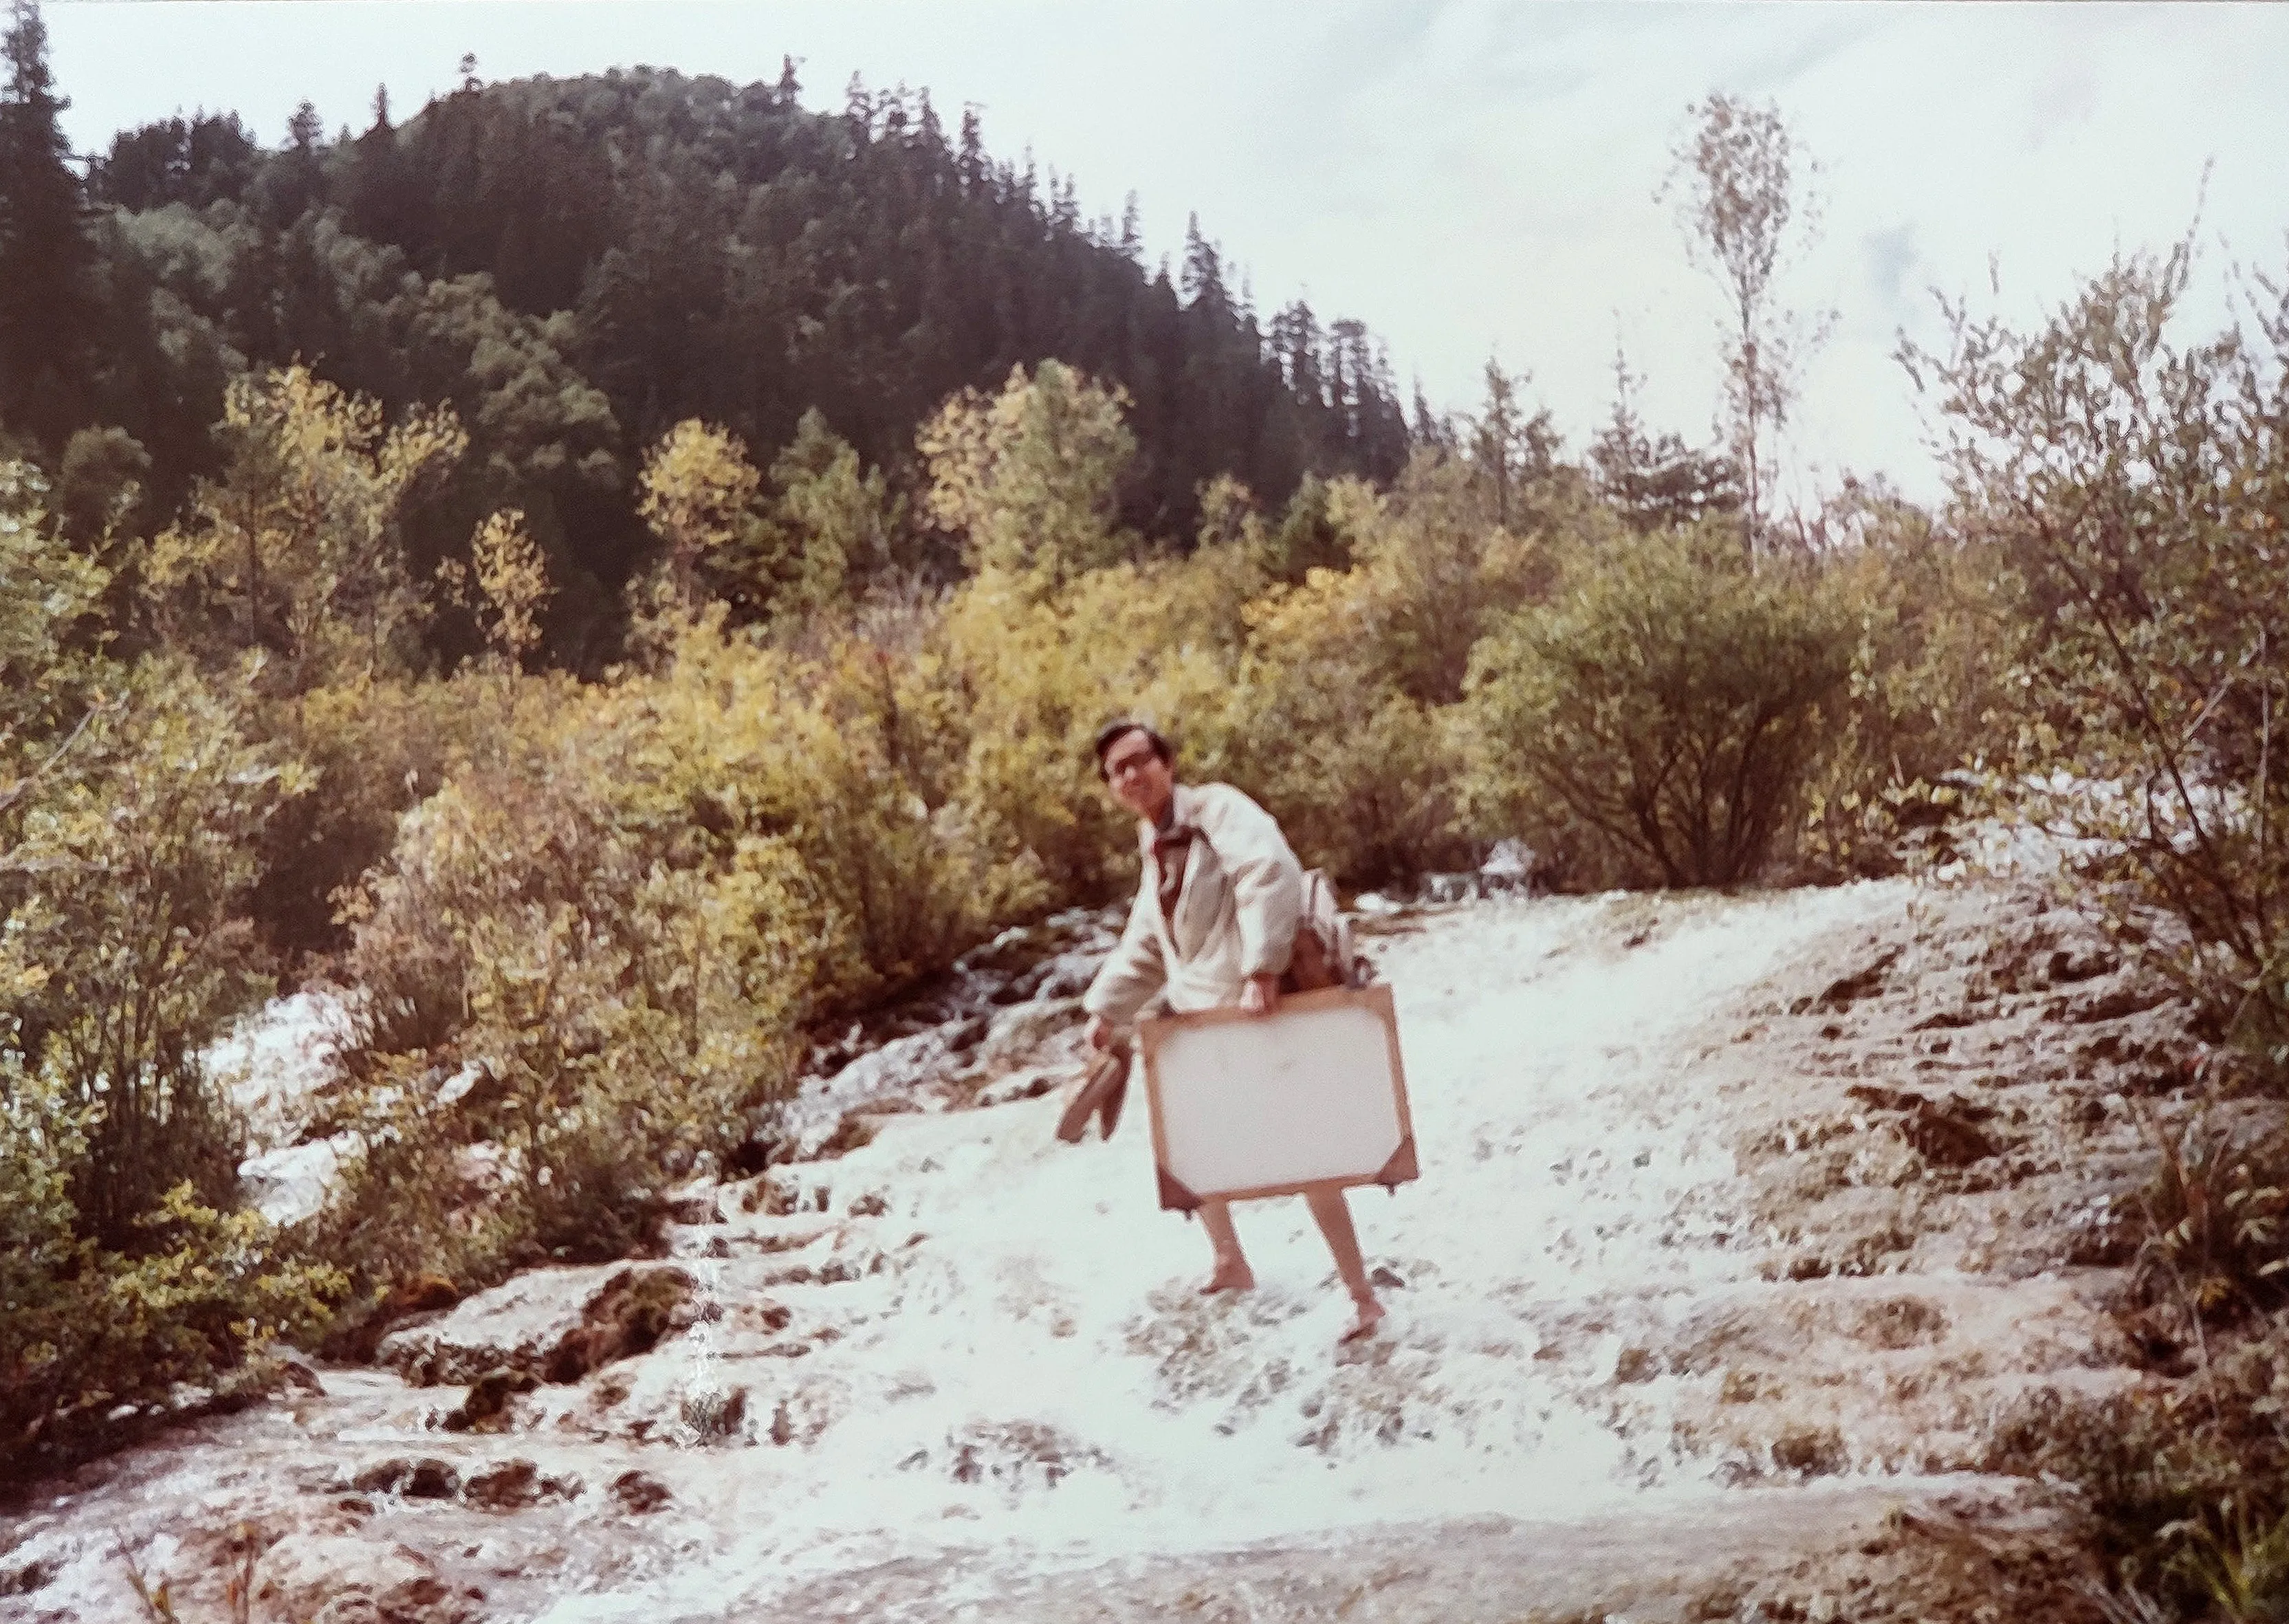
[1664,94,1832,553]
[1588,346,1743,534]
[0,0,92,447]
[254,99,327,226]
[1468,360,1557,529]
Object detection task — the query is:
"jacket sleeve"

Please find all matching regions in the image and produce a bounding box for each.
[1198,785,1305,980]
[1082,881,1168,1028]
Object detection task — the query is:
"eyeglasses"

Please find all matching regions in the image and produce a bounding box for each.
[1104,749,1158,781]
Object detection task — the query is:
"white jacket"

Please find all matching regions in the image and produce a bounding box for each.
[1082,782,1306,1026]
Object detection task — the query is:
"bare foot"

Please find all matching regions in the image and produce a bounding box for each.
[1338,1294,1386,1343]
[1199,1265,1256,1295]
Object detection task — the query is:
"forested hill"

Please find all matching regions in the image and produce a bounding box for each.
[26,62,1415,653]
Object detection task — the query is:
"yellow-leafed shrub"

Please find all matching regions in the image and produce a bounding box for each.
[939,556,1251,906]
[1225,562,1473,886]
[333,606,1014,1279]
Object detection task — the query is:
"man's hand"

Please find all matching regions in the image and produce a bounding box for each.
[1086,1013,1114,1051]
[1240,973,1280,1016]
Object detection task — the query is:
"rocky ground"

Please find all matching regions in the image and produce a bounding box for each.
[0,876,2206,1623]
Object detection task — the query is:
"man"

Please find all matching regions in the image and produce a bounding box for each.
[1081,719,1386,1343]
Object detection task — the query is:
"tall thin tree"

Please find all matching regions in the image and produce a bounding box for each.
[1663,94,1832,556]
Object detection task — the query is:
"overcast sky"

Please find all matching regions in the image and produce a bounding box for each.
[45,1,2289,505]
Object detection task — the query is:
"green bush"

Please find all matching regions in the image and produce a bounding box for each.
[3,659,299,1248]
[1791,491,2025,879]
[1983,1332,2289,1620]
[939,553,1253,906]
[141,366,463,700]
[0,637,341,1477]
[0,1070,342,1478]
[340,727,808,1269]
[2128,1098,2289,1324]
[1907,239,2289,1068]
[0,461,110,747]
[1460,525,1857,888]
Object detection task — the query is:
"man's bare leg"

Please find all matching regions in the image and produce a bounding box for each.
[1197,1199,1255,1293]
[1304,1184,1383,1341]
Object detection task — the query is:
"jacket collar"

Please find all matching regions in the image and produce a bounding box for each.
[1137,782,1203,855]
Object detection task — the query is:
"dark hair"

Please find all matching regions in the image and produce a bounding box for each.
[1092,719,1174,780]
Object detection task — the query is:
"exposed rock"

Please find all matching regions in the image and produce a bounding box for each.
[810,1114,878,1160]
[918,1419,1110,1489]
[1899,1104,2000,1167]
[348,1273,461,1365]
[268,1346,326,1394]
[376,1263,692,1387]
[1612,1346,1658,1383]
[2045,946,2116,985]
[350,1456,461,1498]
[253,1532,477,1624]
[943,1013,990,1052]
[1792,945,1903,1014]
[953,932,1033,980]
[679,1383,748,1442]
[661,1188,723,1225]
[724,1134,777,1176]
[1909,1006,1981,1032]
[392,1274,463,1315]
[733,1300,795,1335]
[740,1176,798,1216]
[0,1557,54,1596]
[2066,983,2176,1024]
[774,907,1124,1140]
[1027,952,1101,1002]
[542,1266,695,1383]
[461,1457,580,1511]
[440,1366,538,1433]
[609,1469,672,1513]
[1419,872,1483,904]
[974,1067,1058,1107]
[1845,1083,2000,1166]
[1857,1296,1951,1350]
[1771,1426,1849,1478]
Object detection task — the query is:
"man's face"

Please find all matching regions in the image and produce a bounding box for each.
[1101,729,1174,822]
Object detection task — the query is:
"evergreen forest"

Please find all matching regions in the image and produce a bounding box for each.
[9,32,1419,659]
